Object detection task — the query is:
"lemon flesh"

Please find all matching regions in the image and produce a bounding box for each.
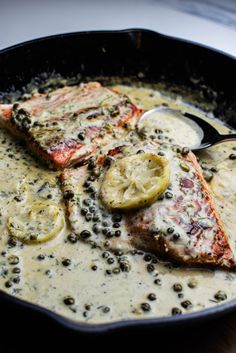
[7,203,64,244]
[100,153,170,210]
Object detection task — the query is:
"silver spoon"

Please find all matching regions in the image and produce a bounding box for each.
[139,107,236,151]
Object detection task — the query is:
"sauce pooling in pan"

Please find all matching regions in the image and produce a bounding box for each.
[0,83,235,324]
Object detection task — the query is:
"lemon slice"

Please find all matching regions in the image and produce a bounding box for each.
[7,203,64,244]
[100,153,170,210]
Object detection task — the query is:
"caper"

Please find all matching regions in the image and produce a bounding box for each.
[119,260,131,272]
[88,175,96,182]
[140,303,151,312]
[172,233,180,241]
[63,296,75,305]
[14,196,23,202]
[102,252,110,259]
[90,192,97,200]
[12,267,21,274]
[181,147,190,155]
[158,193,164,201]
[91,168,101,177]
[92,214,100,222]
[115,250,123,257]
[165,191,173,199]
[112,214,122,222]
[12,276,20,284]
[113,267,120,274]
[5,280,12,288]
[173,283,182,292]
[62,258,71,267]
[114,230,121,237]
[88,158,96,169]
[171,307,182,315]
[210,166,218,173]
[113,223,120,228]
[91,265,97,271]
[102,228,109,236]
[154,278,162,285]
[147,293,156,301]
[229,153,236,160]
[214,290,227,301]
[8,238,17,247]
[22,117,31,128]
[92,224,100,234]
[67,234,77,244]
[107,258,115,265]
[83,181,91,188]
[78,132,85,140]
[13,103,20,111]
[102,221,109,227]
[8,255,19,265]
[80,230,92,239]
[167,227,174,234]
[188,279,197,288]
[102,306,110,313]
[85,213,92,221]
[180,163,190,172]
[203,169,214,182]
[104,156,113,167]
[87,186,96,193]
[106,231,113,238]
[83,199,92,206]
[144,254,152,262]
[147,264,155,273]
[88,206,95,213]
[37,254,45,261]
[63,190,74,200]
[104,240,111,247]
[181,300,193,309]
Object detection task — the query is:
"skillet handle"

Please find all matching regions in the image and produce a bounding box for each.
[217,133,236,143]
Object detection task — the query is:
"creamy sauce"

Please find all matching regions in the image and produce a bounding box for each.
[138,107,203,148]
[0,83,236,324]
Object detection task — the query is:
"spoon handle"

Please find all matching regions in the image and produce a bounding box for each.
[218,133,236,143]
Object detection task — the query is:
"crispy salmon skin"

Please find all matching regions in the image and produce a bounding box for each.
[0,82,142,169]
[60,141,235,269]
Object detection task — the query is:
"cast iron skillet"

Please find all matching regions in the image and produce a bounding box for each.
[0,28,236,335]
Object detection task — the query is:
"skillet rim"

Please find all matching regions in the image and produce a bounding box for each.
[0,27,236,334]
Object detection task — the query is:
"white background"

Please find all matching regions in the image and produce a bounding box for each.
[0,0,236,56]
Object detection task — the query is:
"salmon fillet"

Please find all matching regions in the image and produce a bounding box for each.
[0,82,142,169]
[60,141,235,269]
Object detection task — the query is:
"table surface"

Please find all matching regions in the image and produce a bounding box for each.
[1,1,236,352]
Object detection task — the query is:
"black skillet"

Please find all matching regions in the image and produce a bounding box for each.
[0,29,236,335]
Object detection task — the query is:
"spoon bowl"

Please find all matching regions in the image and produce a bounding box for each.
[139,107,236,151]
[184,112,236,151]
